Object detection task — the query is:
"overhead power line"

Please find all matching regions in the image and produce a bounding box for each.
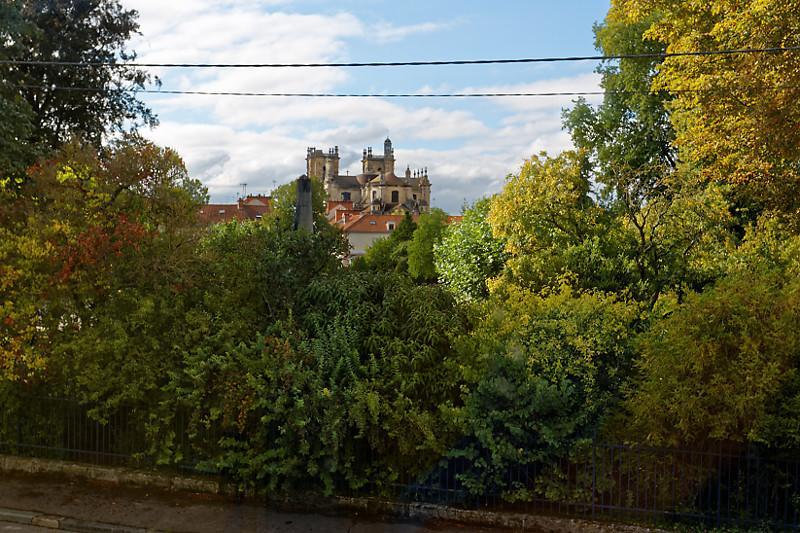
[17,85,607,98]
[22,83,796,99]
[2,46,800,69]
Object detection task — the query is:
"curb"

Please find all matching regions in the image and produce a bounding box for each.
[268,495,667,533]
[0,455,220,496]
[0,455,665,533]
[0,507,156,532]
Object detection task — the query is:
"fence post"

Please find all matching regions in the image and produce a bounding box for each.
[16,409,22,453]
[717,442,722,527]
[592,433,597,518]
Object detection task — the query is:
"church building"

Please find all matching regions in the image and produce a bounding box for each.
[306,138,431,215]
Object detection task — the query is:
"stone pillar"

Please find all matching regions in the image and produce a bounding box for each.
[293,174,314,232]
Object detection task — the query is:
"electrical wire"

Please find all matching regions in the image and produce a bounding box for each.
[16,85,607,98]
[2,46,800,69]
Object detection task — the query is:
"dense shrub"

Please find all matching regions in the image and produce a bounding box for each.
[624,268,800,450]
[453,285,640,500]
[168,270,474,493]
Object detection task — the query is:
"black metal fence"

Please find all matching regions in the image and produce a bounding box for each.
[0,395,219,472]
[1,395,798,529]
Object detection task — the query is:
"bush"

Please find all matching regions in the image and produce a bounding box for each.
[170,270,474,493]
[453,284,640,500]
[623,268,800,450]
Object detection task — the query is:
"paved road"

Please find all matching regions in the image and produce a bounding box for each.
[0,472,506,533]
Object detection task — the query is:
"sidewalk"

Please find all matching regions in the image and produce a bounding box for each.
[0,472,503,533]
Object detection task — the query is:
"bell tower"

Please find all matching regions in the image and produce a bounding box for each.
[306,146,339,180]
[383,137,395,174]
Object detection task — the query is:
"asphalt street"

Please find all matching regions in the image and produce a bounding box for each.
[0,472,507,533]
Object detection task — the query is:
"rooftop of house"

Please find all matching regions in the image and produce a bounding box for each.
[341,213,418,234]
[198,194,272,224]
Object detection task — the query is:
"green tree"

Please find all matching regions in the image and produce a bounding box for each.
[353,212,417,273]
[623,265,800,450]
[489,151,732,306]
[0,2,36,178]
[560,10,735,307]
[0,137,206,388]
[270,176,328,229]
[407,208,448,282]
[434,199,507,302]
[564,14,674,178]
[2,0,158,148]
[488,151,624,294]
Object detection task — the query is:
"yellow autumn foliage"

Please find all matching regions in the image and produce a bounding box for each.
[612,0,800,216]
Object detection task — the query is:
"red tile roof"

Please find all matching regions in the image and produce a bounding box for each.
[333,208,362,224]
[198,195,272,224]
[341,213,418,233]
[326,200,354,212]
[338,212,461,233]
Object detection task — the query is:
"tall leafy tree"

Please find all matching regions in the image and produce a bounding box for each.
[564,14,675,185]
[489,151,731,306]
[0,2,36,178]
[0,137,206,386]
[488,151,625,294]
[434,199,507,302]
[407,208,448,282]
[1,0,158,149]
[612,0,800,218]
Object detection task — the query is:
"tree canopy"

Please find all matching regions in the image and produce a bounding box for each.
[1,0,157,152]
[611,0,800,218]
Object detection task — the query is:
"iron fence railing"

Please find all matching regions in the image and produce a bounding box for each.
[1,394,798,529]
[0,395,219,472]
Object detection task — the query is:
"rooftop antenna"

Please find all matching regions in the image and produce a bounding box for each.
[240,183,247,198]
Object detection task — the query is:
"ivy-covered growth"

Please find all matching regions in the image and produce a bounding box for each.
[197,216,347,332]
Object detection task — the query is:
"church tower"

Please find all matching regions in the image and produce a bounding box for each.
[383,137,395,174]
[306,146,339,180]
[361,138,395,175]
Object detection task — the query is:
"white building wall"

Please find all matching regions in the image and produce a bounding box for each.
[347,232,390,257]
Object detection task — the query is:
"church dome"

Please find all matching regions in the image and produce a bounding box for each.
[356,173,377,185]
[383,172,404,186]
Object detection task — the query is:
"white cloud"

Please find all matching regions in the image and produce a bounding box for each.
[128,1,600,213]
[371,21,451,43]
[464,72,604,111]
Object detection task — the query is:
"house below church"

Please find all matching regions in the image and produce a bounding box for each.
[338,212,417,259]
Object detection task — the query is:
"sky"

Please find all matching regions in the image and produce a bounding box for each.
[128,0,611,213]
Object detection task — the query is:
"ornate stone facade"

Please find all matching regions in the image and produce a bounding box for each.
[306,138,431,215]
